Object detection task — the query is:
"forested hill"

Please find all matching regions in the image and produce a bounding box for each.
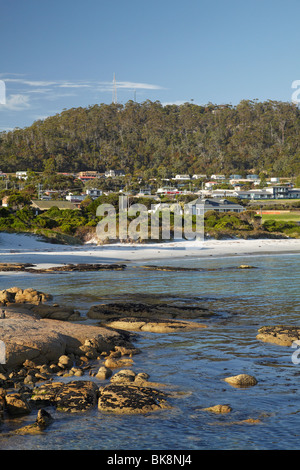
[0,99,300,177]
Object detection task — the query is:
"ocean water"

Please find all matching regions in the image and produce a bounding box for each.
[0,251,300,450]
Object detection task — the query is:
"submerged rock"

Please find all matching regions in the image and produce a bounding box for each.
[100,317,207,333]
[0,263,126,274]
[13,409,54,435]
[87,301,212,321]
[257,325,300,346]
[201,404,232,413]
[87,301,209,333]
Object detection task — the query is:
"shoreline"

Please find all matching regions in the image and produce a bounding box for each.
[0,232,299,267]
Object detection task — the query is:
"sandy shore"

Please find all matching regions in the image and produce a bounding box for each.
[0,232,299,267]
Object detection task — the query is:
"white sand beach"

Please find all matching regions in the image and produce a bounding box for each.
[0,232,299,267]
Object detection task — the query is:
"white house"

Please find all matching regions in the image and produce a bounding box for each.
[105,169,125,178]
[156,186,183,195]
[204,181,219,189]
[16,171,27,180]
[192,174,207,179]
[172,175,190,181]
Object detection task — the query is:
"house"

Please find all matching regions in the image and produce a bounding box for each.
[65,193,86,203]
[204,181,219,189]
[186,198,244,215]
[0,171,6,179]
[210,189,237,198]
[211,174,226,180]
[229,178,249,185]
[138,188,152,196]
[230,175,243,180]
[172,175,190,181]
[86,188,103,199]
[1,196,9,207]
[234,189,273,200]
[270,185,300,199]
[105,169,125,178]
[192,174,207,179]
[16,171,28,180]
[77,171,99,181]
[31,200,78,214]
[156,186,183,196]
[234,186,300,200]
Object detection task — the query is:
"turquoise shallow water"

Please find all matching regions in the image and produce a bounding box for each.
[0,251,300,450]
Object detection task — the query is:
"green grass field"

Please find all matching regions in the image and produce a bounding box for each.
[261,212,300,222]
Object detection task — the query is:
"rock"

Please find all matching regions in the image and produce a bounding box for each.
[210,418,262,426]
[58,355,73,370]
[0,287,52,305]
[87,301,209,333]
[110,369,136,384]
[31,380,99,413]
[114,346,141,356]
[30,382,62,407]
[87,301,212,321]
[0,308,135,369]
[238,265,256,269]
[31,304,81,321]
[96,366,112,380]
[98,384,171,414]
[14,288,51,304]
[257,325,300,346]
[100,317,206,333]
[224,374,258,388]
[79,342,98,359]
[201,404,232,413]
[5,392,31,416]
[56,381,99,412]
[36,408,54,428]
[13,409,54,435]
[0,388,6,420]
[104,357,134,369]
[71,367,84,377]
[0,263,126,273]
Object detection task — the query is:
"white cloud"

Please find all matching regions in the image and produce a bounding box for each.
[117,81,163,90]
[0,94,31,110]
[1,76,164,96]
[161,100,188,106]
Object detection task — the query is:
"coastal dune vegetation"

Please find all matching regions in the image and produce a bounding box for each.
[0,194,300,244]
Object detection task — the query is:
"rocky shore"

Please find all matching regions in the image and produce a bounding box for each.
[0,262,126,274]
[0,283,285,438]
[0,285,209,436]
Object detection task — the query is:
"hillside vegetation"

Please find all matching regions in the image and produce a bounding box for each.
[0,99,300,176]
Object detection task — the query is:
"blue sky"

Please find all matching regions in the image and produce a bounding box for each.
[1,0,300,131]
